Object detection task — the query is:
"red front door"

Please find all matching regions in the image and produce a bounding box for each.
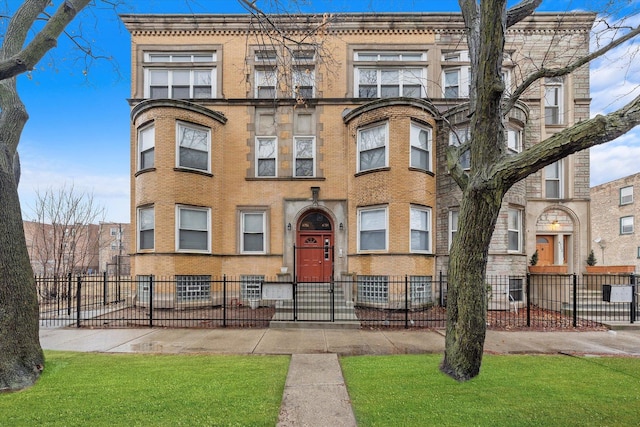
[295,212,334,282]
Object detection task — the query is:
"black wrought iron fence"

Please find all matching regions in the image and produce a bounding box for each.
[36,273,638,329]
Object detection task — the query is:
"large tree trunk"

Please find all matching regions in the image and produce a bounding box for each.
[0,149,43,392]
[440,183,503,381]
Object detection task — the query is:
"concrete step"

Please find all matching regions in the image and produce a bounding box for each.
[270,320,361,329]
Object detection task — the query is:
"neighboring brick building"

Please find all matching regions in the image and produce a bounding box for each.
[98,222,131,276]
[590,173,640,270]
[122,12,594,305]
[23,221,100,276]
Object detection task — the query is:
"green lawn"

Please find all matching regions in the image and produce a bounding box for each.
[3,352,639,427]
[0,351,289,427]
[341,354,640,426]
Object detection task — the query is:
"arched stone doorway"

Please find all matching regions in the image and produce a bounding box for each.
[295,211,334,282]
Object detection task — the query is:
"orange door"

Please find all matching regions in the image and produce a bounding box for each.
[536,236,554,265]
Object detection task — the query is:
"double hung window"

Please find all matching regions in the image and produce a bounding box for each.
[620,186,633,205]
[177,122,210,172]
[544,77,564,125]
[358,207,387,251]
[410,123,432,171]
[621,216,634,235]
[177,206,210,252]
[357,123,388,172]
[410,206,431,253]
[508,208,522,252]
[256,137,277,177]
[294,137,315,177]
[545,161,563,199]
[137,124,155,170]
[241,212,266,253]
[138,206,154,251]
[448,127,471,170]
[448,210,459,250]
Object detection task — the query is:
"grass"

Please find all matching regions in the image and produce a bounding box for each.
[3,351,640,426]
[341,354,640,426]
[0,351,289,427]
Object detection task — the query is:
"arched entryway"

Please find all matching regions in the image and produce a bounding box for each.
[295,211,334,282]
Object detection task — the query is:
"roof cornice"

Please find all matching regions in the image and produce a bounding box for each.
[120,12,596,37]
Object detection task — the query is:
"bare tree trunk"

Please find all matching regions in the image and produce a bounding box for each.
[0,149,43,392]
[440,184,503,380]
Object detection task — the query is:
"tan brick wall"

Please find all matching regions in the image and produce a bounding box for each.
[124,12,594,279]
[590,173,640,270]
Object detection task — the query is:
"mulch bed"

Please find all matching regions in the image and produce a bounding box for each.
[58,303,608,331]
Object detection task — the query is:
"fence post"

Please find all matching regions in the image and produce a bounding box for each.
[572,273,578,328]
[439,271,444,307]
[404,275,409,329]
[149,275,154,328]
[103,271,108,306]
[630,274,636,324]
[76,276,82,328]
[223,275,227,328]
[526,273,531,327]
[67,273,73,316]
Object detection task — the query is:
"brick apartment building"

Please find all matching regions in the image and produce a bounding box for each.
[590,173,640,270]
[98,222,131,276]
[122,12,594,304]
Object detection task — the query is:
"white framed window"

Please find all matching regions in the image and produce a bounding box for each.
[410,276,433,305]
[241,211,266,254]
[110,227,118,236]
[136,275,152,303]
[293,67,315,99]
[448,127,471,170]
[144,51,216,99]
[442,50,470,98]
[544,77,564,125]
[255,68,277,98]
[508,208,522,252]
[137,124,155,170]
[410,123,432,171]
[294,136,315,177]
[177,206,210,252]
[354,51,426,98]
[410,206,431,253]
[176,122,210,172]
[256,137,277,177]
[138,206,154,251]
[621,186,633,205]
[357,275,389,303]
[449,210,459,250]
[506,125,523,153]
[240,275,264,300]
[357,123,388,172]
[544,161,563,199]
[620,216,634,235]
[176,275,211,303]
[358,207,387,252]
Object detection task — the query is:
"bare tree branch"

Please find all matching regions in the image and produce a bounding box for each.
[0,0,91,80]
[506,0,542,27]
[504,23,640,114]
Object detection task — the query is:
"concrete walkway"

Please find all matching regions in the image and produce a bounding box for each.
[39,327,640,427]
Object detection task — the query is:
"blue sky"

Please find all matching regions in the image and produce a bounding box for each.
[15,0,640,223]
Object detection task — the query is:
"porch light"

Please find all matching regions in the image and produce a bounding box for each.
[287,223,292,231]
[339,223,344,231]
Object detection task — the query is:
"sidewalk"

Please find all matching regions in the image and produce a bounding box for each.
[39,326,640,356]
[39,327,640,427]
